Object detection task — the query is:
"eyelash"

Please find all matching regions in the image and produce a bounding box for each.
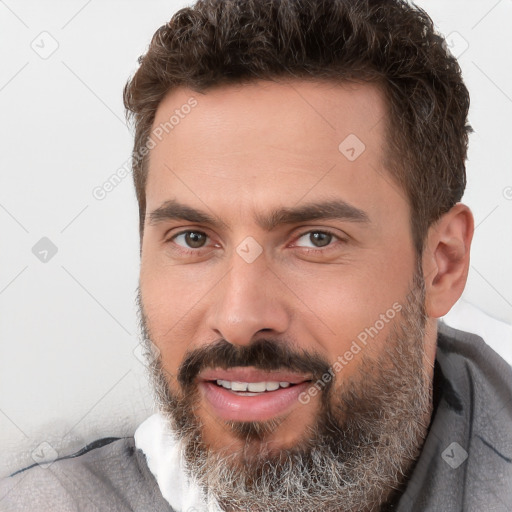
[166,229,346,256]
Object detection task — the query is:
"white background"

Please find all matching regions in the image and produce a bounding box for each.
[0,0,511,478]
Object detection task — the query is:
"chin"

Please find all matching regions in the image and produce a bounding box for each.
[200,410,319,459]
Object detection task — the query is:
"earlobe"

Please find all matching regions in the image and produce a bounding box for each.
[423,203,474,318]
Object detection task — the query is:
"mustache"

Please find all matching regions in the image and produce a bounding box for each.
[177,338,332,389]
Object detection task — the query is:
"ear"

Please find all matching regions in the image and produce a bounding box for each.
[422,203,474,318]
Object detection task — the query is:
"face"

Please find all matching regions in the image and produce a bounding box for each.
[138,80,436,511]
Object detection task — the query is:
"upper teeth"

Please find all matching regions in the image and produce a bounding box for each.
[216,380,291,392]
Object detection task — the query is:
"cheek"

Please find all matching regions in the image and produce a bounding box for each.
[282,251,414,364]
[139,248,220,370]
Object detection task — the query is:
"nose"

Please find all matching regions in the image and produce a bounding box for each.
[206,251,290,347]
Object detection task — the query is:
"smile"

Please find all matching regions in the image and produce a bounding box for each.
[215,380,293,395]
[198,367,313,422]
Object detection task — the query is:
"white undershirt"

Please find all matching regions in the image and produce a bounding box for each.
[134,412,223,512]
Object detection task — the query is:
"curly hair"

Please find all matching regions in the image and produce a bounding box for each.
[123,0,471,253]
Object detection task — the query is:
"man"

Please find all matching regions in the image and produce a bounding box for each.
[2,0,511,511]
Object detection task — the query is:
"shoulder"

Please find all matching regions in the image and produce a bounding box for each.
[0,437,173,511]
[437,321,512,405]
[437,322,512,441]
[436,323,512,502]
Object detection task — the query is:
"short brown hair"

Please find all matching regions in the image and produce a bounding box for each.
[123,0,471,253]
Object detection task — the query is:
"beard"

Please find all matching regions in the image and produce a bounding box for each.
[137,265,433,512]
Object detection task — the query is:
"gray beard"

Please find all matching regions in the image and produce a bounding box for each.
[138,268,433,512]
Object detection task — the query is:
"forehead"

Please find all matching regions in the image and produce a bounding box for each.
[150,79,387,163]
[145,79,406,225]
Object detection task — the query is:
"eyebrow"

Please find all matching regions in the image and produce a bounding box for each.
[148,198,370,231]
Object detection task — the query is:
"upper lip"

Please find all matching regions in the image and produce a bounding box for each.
[198,366,313,384]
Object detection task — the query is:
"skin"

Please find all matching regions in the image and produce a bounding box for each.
[139,79,474,456]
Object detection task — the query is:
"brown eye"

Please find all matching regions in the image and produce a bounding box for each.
[173,231,208,249]
[295,231,335,248]
[309,232,332,247]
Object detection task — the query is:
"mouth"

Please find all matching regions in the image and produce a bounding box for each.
[198,367,313,422]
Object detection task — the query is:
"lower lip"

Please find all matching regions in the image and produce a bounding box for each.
[199,381,312,422]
